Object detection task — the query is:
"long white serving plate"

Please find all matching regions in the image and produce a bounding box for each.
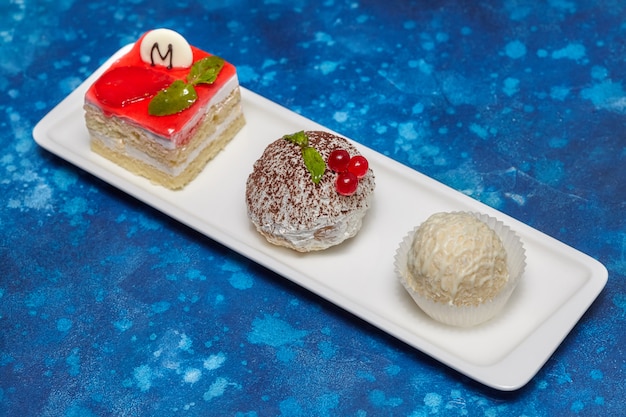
[33,45,608,391]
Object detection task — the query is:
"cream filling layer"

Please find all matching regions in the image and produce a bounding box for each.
[90,108,242,177]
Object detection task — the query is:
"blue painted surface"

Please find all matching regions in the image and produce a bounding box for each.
[1,0,625,415]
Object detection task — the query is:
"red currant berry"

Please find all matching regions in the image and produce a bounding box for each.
[327,149,351,172]
[347,155,369,179]
[335,171,359,196]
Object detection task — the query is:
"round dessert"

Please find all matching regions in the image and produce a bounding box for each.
[246,130,375,252]
[395,212,526,327]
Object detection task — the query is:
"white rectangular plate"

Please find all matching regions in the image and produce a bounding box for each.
[33,45,607,391]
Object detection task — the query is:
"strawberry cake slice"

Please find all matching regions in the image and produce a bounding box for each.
[84,28,245,189]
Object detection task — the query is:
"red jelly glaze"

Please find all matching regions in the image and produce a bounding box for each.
[93,66,174,107]
[84,31,237,143]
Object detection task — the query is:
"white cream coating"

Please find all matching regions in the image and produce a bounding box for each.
[407,212,509,307]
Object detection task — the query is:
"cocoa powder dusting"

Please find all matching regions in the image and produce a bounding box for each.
[245,131,375,251]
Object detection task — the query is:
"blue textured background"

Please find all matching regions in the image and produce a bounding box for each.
[1,0,625,415]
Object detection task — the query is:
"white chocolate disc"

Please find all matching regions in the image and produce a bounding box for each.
[139,28,193,69]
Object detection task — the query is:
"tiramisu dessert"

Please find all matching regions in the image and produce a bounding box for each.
[246,130,375,252]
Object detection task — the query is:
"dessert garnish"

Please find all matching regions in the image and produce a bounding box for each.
[148,55,226,116]
[328,149,369,196]
[92,28,226,117]
[327,148,350,172]
[283,131,326,184]
[139,28,194,69]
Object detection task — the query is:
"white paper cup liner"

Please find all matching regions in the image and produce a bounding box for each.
[394,212,526,327]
